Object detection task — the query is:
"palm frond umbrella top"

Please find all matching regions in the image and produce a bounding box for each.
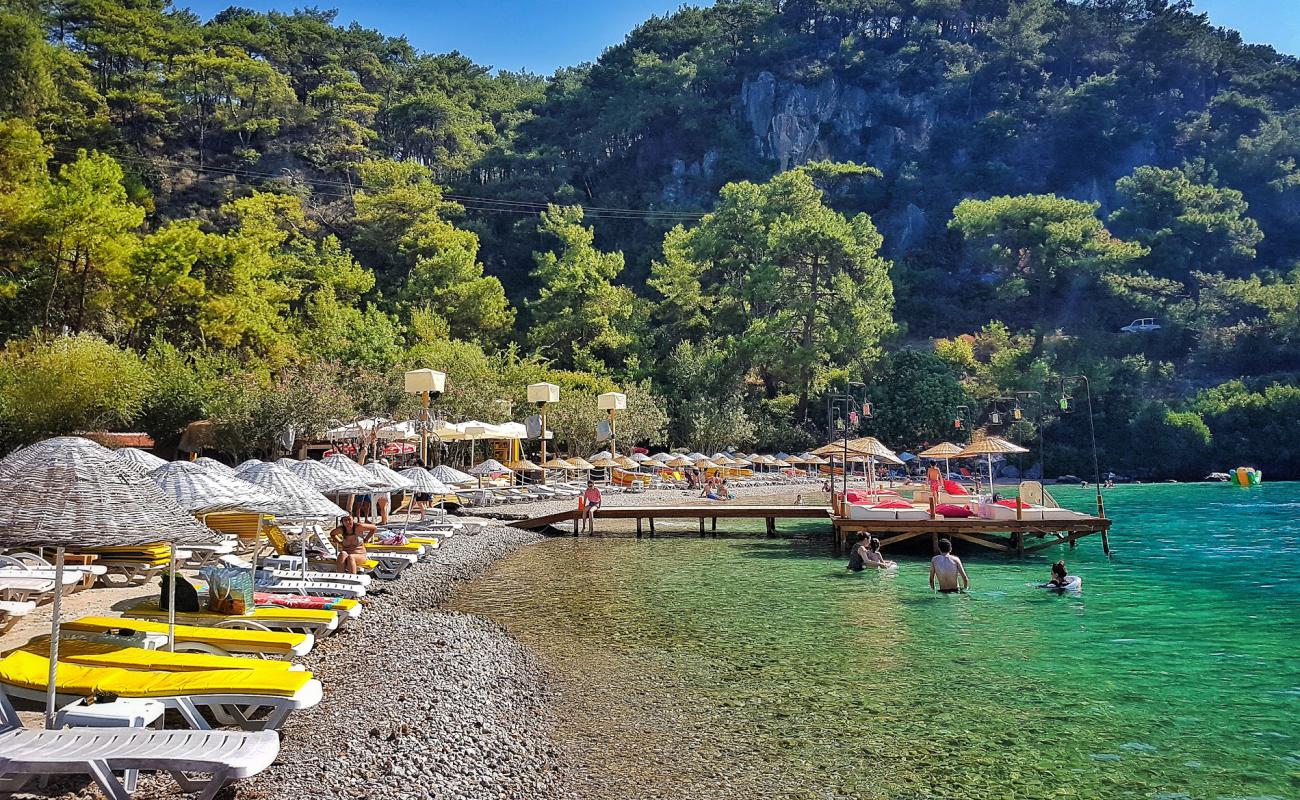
[0,437,218,549]
[321,454,390,489]
[711,454,736,465]
[649,452,672,462]
[693,458,719,469]
[468,459,513,475]
[846,437,899,460]
[782,454,807,465]
[235,462,349,520]
[285,459,372,494]
[685,452,708,461]
[630,453,651,463]
[541,457,575,469]
[149,460,287,515]
[749,454,774,465]
[918,442,964,458]
[567,457,596,470]
[588,456,620,468]
[427,464,474,486]
[363,460,414,491]
[615,456,639,470]
[397,467,453,495]
[799,452,827,464]
[588,451,613,461]
[194,457,236,476]
[115,447,167,473]
[508,459,541,472]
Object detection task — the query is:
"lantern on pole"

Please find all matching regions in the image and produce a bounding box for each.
[404,369,446,465]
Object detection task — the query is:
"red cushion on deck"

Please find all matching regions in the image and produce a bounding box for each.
[871,500,914,510]
[942,480,969,495]
[935,503,973,518]
[996,499,1031,509]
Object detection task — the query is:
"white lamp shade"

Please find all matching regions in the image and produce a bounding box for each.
[404,369,446,394]
[597,391,627,411]
[527,382,560,404]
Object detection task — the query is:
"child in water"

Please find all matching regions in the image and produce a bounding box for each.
[1041,560,1076,589]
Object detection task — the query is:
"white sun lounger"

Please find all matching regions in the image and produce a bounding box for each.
[0,571,83,603]
[0,690,280,800]
[0,600,35,635]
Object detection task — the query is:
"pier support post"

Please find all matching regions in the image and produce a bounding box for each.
[712,517,718,534]
[649,517,656,538]
[636,518,642,539]
[1014,530,1024,558]
[931,531,939,555]
[574,514,580,537]
[1101,528,1111,556]
[699,517,705,537]
[766,517,776,538]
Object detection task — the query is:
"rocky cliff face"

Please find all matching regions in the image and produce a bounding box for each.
[737,70,935,172]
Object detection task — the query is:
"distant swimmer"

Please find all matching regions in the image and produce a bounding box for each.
[929,538,969,593]
[1040,559,1082,591]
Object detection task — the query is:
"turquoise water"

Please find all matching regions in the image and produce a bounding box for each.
[453,483,1300,799]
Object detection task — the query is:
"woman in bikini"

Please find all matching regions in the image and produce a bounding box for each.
[331,515,377,574]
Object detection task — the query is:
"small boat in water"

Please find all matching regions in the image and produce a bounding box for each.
[1231,466,1262,487]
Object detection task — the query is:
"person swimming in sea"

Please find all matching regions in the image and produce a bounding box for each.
[1040,560,1079,590]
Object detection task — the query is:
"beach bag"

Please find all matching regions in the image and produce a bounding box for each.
[159,572,200,612]
[201,566,254,615]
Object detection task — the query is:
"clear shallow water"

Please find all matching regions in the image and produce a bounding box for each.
[453,483,1300,799]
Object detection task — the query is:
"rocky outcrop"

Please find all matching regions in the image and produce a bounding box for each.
[737,70,932,172]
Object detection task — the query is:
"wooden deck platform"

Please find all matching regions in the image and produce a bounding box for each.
[512,504,831,537]
[831,515,1113,557]
[509,502,1112,557]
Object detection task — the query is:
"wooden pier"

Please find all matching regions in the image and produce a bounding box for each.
[509,501,1112,557]
[512,504,830,538]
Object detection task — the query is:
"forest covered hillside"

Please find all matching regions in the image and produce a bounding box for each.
[0,0,1298,478]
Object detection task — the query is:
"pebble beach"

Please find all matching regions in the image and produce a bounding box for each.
[8,522,577,800]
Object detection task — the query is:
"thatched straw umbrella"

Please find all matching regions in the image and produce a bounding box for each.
[234,459,263,475]
[428,464,474,487]
[194,456,236,477]
[398,467,452,496]
[957,436,1028,490]
[234,462,350,587]
[114,446,167,473]
[918,441,964,480]
[0,437,220,727]
[149,460,286,515]
[285,459,372,495]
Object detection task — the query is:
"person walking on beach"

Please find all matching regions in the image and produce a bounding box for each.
[930,539,969,593]
[580,480,602,535]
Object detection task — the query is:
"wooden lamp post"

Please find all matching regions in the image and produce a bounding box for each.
[597,391,626,454]
[527,382,559,484]
[404,368,445,466]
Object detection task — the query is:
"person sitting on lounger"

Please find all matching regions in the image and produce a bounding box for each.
[330,515,376,574]
[929,538,969,593]
[717,479,731,500]
[863,538,896,569]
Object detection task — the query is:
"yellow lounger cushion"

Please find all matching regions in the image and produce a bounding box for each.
[17,637,295,673]
[0,650,313,698]
[124,602,338,628]
[62,617,308,655]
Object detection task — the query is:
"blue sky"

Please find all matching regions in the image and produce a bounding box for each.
[179,0,1298,74]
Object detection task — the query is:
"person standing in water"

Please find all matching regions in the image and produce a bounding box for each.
[929,538,970,592]
[863,538,897,569]
[847,533,869,572]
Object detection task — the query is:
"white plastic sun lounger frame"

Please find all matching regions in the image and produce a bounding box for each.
[0,690,280,800]
[1,677,323,732]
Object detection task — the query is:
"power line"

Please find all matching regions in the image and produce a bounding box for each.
[54,147,708,221]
